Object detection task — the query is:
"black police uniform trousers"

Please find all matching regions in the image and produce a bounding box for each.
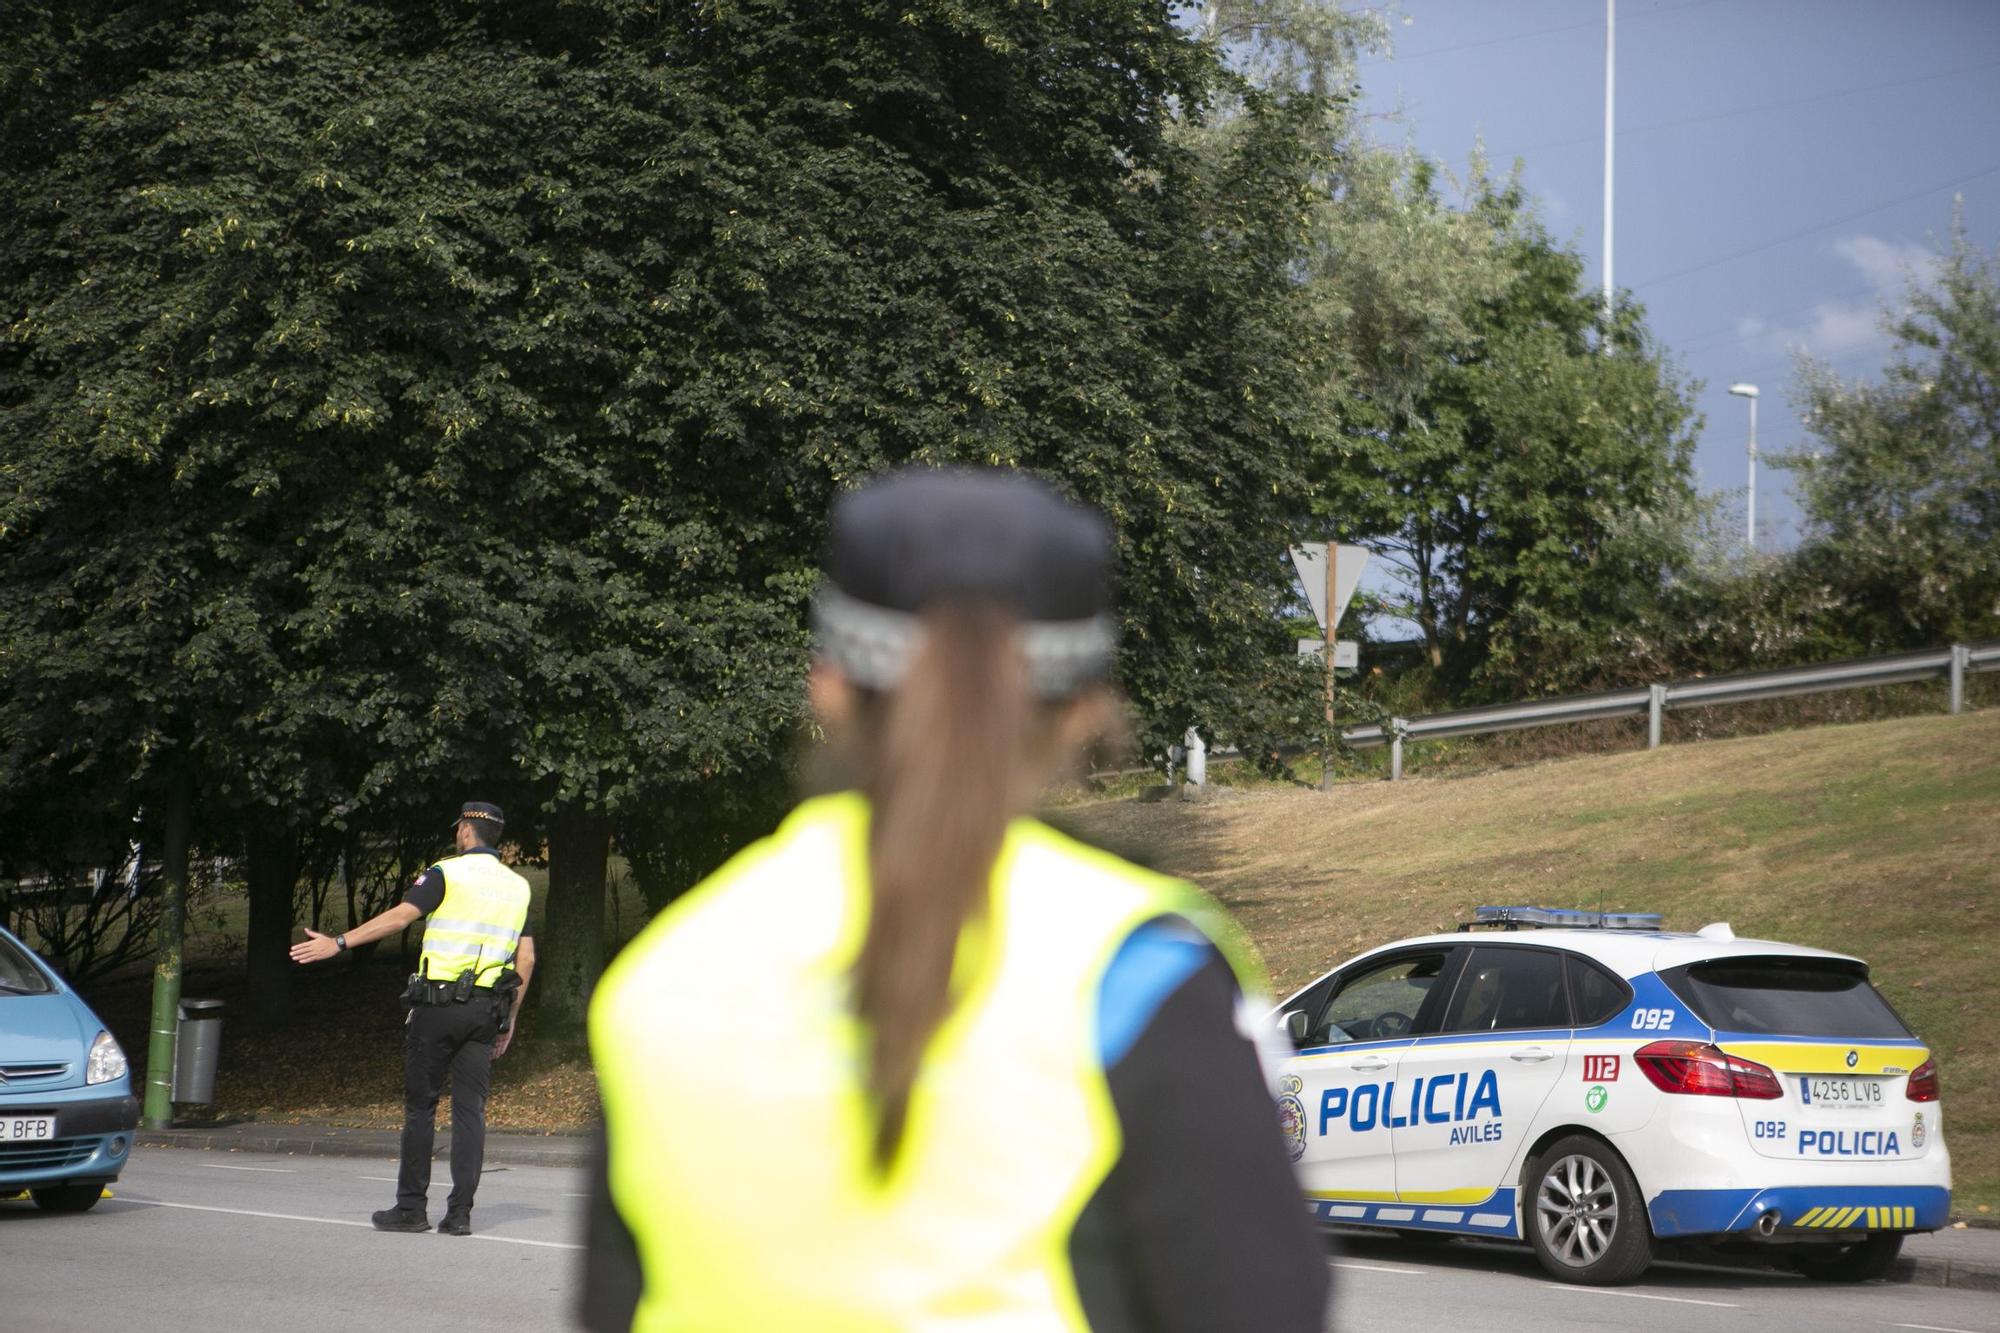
[397,993,502,1214]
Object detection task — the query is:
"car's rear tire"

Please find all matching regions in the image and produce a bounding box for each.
[1785,1231,1903,1282]
[1526,1135,1654,1285]
[30,1183,104,1214]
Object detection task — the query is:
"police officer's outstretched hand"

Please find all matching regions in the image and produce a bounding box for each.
[289,929,341,965]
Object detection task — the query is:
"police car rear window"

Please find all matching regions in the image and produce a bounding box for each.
[1565,955,1631,1027]
[1661,957,1911,1038]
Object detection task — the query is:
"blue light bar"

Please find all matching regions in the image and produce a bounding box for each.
[1472,906,1664,930]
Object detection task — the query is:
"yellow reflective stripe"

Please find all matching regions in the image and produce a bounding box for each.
[1712,1042,1928,1076]
[1796,1207,1825,1227]
[1304,1189,1399,1203]
[426,917,522,943]
[1837,1206,1865,1228]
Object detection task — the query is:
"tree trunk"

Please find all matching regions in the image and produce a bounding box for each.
[342,827,360,930]
[244,820,300,1029]
[542,802,610,1029]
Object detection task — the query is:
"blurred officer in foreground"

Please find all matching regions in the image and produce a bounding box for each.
[581,470,1329,1331]
[291,800,534,1236]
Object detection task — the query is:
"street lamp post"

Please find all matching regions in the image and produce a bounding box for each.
[1729,383,1759,553]
[1603,0,1615,330]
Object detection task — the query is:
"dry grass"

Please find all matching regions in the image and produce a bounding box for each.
[92,708,1996,1215]
[1061,709,2000,1214]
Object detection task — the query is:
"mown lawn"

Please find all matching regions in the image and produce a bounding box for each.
[1062,707,2000,1217]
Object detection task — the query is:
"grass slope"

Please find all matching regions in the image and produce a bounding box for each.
[1064,708,2000,1215]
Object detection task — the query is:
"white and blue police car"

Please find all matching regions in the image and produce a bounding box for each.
[1271,906,1949,1285]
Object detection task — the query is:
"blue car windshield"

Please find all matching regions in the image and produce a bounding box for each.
[0,932,56,994]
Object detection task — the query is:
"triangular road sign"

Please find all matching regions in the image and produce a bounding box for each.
[1289,543,1370,631]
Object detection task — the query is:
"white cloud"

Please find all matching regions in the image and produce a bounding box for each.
[1830,234,1939,295]
[1726,233,1940,365]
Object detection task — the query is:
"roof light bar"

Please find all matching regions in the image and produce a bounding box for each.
[1463,905,1664,932]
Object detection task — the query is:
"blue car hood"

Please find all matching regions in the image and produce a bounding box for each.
[0,994,95,1082]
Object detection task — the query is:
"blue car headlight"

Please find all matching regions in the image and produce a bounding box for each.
[86,1031,128,1085]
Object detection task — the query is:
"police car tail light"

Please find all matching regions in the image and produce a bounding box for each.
[1905,1058,1940,1103]
[1633,1040,1782,1100]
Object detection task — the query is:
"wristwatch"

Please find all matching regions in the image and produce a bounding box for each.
[334,933,349,953]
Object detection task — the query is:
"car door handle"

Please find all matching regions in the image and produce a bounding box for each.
[1351,1057,1390,1072]
[1509,1048,1556,1064]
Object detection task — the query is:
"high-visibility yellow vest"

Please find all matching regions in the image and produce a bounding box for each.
[589,792,1263,1332]
[419,852,531,988]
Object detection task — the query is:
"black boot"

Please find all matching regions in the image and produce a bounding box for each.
[372,1206,431,1233]
[438,1206,472,1236]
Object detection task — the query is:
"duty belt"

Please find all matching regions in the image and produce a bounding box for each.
[405,974,490,1005]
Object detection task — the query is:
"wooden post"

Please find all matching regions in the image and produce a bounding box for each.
[1321,544,1337,792]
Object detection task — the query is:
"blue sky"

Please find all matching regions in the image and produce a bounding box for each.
[1350,0,2000,552]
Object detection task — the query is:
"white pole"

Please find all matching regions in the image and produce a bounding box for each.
[1747,393,1758,553]
[1603,0,1615,332]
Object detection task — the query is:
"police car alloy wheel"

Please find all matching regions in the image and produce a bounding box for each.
[1527,1136,1653,1284]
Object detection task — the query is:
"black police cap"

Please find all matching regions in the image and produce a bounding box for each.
[458,801,506,831]
[814,468,1116,697]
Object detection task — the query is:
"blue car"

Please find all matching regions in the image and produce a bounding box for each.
[0,924,139,1212]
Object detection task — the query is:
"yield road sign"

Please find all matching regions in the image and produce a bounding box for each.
[1289,543,1369,630]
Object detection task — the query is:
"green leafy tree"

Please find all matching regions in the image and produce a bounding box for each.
[3,1,1332,1020]
[1786,219,2000,650]
[1331,176,1702,696]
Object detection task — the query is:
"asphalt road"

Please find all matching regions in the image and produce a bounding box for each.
[2,1147,580,1331]
[1325,1229,2000,1333]
[3,1147,1996,1332]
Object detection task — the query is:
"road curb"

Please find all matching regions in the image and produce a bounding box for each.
[1662,1240,2000,1293]
[1331,1225,2000,1293]
[136,1127,591,1170]
[1888,1252,2000,1293]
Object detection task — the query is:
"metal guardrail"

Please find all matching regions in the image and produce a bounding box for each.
[1107,640,1997,785]
[1347,640,1999,780]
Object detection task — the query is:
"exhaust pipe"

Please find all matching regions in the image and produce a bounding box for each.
[1756,1210,1781,1236]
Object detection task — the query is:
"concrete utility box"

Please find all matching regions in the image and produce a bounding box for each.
[171,998,226,1104]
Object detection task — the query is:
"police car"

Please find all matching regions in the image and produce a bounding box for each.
[1271,906,1949,1285]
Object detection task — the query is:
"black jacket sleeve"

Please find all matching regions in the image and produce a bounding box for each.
[1070,955,1331,1333]
[401,866,445,917]
[577,1122,644,1331]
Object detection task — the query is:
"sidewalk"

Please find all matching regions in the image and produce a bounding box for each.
[138,1120,592,1170]
[138,1122,1998,1291]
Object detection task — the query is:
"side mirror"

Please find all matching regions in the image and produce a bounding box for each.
[1283,1009,1310,1044]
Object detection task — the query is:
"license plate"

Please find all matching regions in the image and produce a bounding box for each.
[1799,1075,1884,1109]
[0,1116,56,1142]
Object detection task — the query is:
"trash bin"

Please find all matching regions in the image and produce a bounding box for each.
[171,998,226,1104]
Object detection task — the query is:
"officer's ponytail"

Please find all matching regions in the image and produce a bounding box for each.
[853,599,1035,1172]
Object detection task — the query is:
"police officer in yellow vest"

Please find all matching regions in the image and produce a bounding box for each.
[290,801,535,1237]
[580,471,1330,1331]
